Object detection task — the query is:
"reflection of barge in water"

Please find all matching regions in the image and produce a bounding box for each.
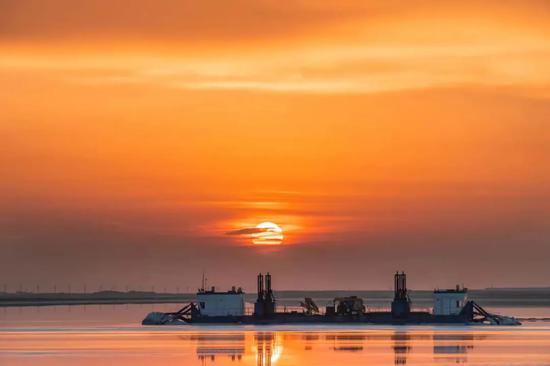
[142,272,520,326]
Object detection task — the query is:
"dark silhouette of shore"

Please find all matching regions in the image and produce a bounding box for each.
[2,288,549,307]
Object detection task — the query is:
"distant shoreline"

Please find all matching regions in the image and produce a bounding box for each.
[2,288,550,308]
[0,291,193,307]
[0,298,190,307]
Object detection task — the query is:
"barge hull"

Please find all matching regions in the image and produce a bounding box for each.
[189,312,472,325]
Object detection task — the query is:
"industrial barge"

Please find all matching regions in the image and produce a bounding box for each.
[142,272,520,326]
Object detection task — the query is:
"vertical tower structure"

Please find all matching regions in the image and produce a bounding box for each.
[391,271,411,318]
[254,272,276,317]
[257,273,264,302]
[264,272,275,315]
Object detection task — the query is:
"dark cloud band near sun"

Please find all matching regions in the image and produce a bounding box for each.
[226,227,269,236]
[226,222,284,245]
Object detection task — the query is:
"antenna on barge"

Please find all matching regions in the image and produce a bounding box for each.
[200,271,208,293]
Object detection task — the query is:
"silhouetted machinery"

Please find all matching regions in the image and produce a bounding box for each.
[326,296,365,316]
[300,297,320,315]
[254,272,276,317]
[391,271,411,318]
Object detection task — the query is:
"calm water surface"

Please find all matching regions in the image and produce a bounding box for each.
[1,305,550,366]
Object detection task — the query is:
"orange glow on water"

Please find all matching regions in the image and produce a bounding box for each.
[2,327,550,366]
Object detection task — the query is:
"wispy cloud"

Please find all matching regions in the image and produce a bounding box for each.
[226,227,269,236]
[2,7,550,96]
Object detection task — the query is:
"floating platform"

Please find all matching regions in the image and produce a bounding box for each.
[142,272,521,326]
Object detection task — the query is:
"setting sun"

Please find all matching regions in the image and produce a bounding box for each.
[253,222,284,246]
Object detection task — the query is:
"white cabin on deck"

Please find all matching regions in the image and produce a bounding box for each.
[196,286,245,317]
[433,285,468,315]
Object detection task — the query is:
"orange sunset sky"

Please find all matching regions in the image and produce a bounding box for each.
[1,0,549,291]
